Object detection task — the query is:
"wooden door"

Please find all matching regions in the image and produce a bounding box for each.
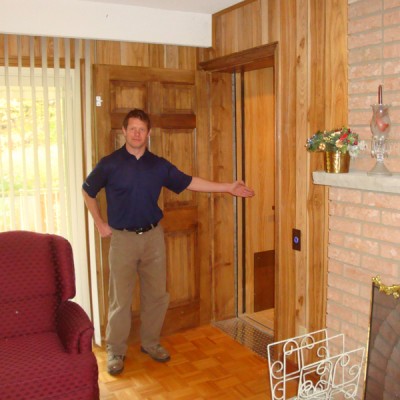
[92,65,200,342]
[242,67,275,314]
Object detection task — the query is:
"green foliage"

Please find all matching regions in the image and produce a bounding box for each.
[0,87,62,193]
[305,127,359,154]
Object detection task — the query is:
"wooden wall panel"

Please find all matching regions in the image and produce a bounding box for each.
[211,72,236,319]
[240,1,263,51]
[325,1,348,125]
[307,0,328,337]
[0,35,85,67]
[273,0,298,340]
[295,0,309,336]
[310,0,347,333]
[120,42,150,66]
[94,40,197,71]
[211,0,264,58]
[195,71,213,324]
[94,40,123,65]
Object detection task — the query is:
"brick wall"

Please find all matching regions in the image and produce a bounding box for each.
[315,2,400,397]
[348,0,400,173]
[325,186,400,398]
[326,187,400,350]
[325,1,400,349]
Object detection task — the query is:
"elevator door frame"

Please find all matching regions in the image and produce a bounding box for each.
[199,42,278,334]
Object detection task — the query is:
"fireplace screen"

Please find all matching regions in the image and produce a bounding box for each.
[364,276,400,399]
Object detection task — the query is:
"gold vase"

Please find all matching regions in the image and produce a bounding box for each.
[324,151,350,173]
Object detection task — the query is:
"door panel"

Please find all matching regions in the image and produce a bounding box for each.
[254,250,275,312]
[161,84,195,113]
[93,64,200,343]
[162,128,196,207]
[110,81,148,114]
[166,230,198,302]
[241,67,275,315]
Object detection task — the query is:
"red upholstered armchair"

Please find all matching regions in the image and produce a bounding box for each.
[0,230,99,400]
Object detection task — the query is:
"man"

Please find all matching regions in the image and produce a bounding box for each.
[82,108,254,375]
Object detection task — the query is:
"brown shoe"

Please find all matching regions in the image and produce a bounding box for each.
[141,344,170,362]
[107,354,125,375]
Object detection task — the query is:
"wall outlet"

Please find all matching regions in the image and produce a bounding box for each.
[292,228,301,251]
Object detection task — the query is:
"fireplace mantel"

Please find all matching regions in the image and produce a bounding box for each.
[313,171,400,194]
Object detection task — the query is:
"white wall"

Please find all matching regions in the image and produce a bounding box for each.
[0,0,212,47]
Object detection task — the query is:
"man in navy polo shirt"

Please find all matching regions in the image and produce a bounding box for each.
[82,108,254,375]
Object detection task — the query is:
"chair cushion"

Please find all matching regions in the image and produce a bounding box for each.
[0,332,99,400]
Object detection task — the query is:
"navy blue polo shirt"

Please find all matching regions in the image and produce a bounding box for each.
[82,146,192,229]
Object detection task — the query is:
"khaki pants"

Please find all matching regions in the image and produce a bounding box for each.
[106,225,169,356]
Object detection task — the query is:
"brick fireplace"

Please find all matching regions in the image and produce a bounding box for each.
[312,172,400,398]
[314,172,400,348]
[317,0,400,353]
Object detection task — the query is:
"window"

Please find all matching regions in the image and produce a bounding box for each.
[0,37,98,340]
[0,67,70,233]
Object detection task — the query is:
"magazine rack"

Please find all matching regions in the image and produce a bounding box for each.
[267,329,365,399]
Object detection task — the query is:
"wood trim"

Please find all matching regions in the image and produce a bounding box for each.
[295,0,309,334]
[104,64,195,83]
[198,42,277,73]
[198,42,278,323]
[274,0,297,342]
[307,0,328,336]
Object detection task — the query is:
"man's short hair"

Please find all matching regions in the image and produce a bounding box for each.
[122,108,151,130]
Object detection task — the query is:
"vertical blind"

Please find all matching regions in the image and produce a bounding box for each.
[0,35,96,329]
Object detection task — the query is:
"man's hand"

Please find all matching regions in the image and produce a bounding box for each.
[82,189,113,238]
[230,180,255,198]
[97,221,113,238]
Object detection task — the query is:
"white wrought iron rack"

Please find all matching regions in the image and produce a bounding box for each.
[267,329,365,400]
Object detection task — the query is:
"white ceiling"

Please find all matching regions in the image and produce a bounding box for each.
[1,0,244,47]
[80,0,244,14]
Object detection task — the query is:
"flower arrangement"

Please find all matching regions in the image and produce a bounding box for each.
[306,127,364,158]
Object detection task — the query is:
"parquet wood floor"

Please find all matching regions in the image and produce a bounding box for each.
[94,324,272,399]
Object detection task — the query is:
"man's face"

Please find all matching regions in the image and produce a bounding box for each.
[122,117,150,154]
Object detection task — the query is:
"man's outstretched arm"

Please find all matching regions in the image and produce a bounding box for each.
[187,177,255,198]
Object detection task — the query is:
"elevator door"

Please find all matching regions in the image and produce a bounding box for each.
[237,67,275,332]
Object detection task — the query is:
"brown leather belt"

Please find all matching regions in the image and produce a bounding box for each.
[118,223,158,234]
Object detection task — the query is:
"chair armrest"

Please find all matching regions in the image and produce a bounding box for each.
[56,301,94,354]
